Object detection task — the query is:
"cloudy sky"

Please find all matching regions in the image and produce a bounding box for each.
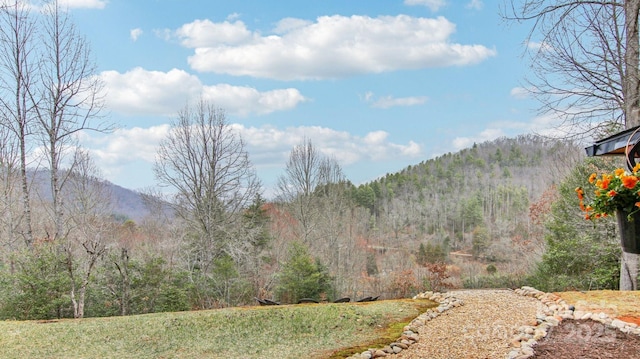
[58,0,548,195]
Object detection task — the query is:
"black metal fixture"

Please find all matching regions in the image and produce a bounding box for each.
[585,125,640,170]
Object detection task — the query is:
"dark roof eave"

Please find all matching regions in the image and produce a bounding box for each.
[585,125,640,157]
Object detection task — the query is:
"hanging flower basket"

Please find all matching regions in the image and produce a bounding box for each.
[616,209,640,254]
[577,166,640,254]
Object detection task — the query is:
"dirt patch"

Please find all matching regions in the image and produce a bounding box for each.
[617,315,640,326]
[531,319,640,359]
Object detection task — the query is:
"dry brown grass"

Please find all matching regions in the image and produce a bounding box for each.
[556,290,640,323]
[0,299,438,359]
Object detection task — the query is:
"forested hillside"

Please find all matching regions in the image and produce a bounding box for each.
[344,134,584,289]
[0,134,586,320]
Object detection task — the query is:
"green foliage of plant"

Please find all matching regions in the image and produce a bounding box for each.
[85,255,194,317]
[471,225,490,258]
[353,184,376,213]
[416,242,446,265]
[461,194,484,228]
[276,241,335,303]
[0,243,72,320]
[528,158,621,292]
[577,164,640,219]
[205,254,252,307]
[486,264,497,275]
[243,194,272,249]
[365,252,378,276]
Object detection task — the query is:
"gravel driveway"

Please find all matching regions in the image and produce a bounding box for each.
[394,289,542,359]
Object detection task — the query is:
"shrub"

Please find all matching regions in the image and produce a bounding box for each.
[388,269,419,298]
[423,262,453,292]
[528,158,621,292]
[275,241,335,303]
[0,243,72,320]
[486,264,497,275]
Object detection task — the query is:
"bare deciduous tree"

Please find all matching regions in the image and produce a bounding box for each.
[62,148,112,318]
[276,138,344,243]
[505,0,640,289]
[275,139,367,295]
[0,0,37,246]
[0,0,109,245]
[154,99,261,276]
[504,1,639,136]
[0,105,22,256]
[31,0,108,241]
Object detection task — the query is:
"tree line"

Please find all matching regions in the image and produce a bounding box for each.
[2,0,638,320]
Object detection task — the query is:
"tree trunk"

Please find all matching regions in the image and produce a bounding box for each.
[625,0,640,128]
[50,141,63,241]
[117,248,130,316]
[622,0,640,290]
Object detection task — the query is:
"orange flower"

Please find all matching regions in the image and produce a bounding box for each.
[634,163,640,173]
[608,190,617,197]
[623,175,639,189]
[589,173,597,183]
[636,202,640,208]
[599,176,611,189]
[615,168,625,176]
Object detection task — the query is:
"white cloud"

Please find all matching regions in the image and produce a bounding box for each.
[466,0,483,10]
[450,112,575,152]
[526,40,553,52]
[80,124,424,189]
[85,124,423,171]
[58,0,107,9]
[363,131,389,145]
[174,14,496,80]
[452,128,506,150]
[79,125,169,181]
[404,0,447,12]
[100,67,202,116]
[226,13,241,21]
[235,125,424,166]
[99,67,307,117]
[89,125,170,164]
[130,28,143,41]
[202,84,306,116]
[273,17,313,34]
[175,19,253,47]
[365,93,428,109]
[510,87,530,99]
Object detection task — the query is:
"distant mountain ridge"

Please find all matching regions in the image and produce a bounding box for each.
[27,169,157,222]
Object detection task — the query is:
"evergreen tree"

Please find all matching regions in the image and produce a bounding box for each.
[276,242,335,303]
[528,158,620,291]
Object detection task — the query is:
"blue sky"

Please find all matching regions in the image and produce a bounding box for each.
[57,0,553,195]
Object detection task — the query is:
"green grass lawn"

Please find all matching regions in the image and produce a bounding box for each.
[0,299,436,359]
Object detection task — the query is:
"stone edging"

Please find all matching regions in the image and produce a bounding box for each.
[346,291,463,358]
[346,286,640,359]
[508,286,640,359]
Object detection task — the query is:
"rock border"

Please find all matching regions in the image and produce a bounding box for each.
[345,286,640,359]
[508,286,640,359]
[346,291,464,358]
